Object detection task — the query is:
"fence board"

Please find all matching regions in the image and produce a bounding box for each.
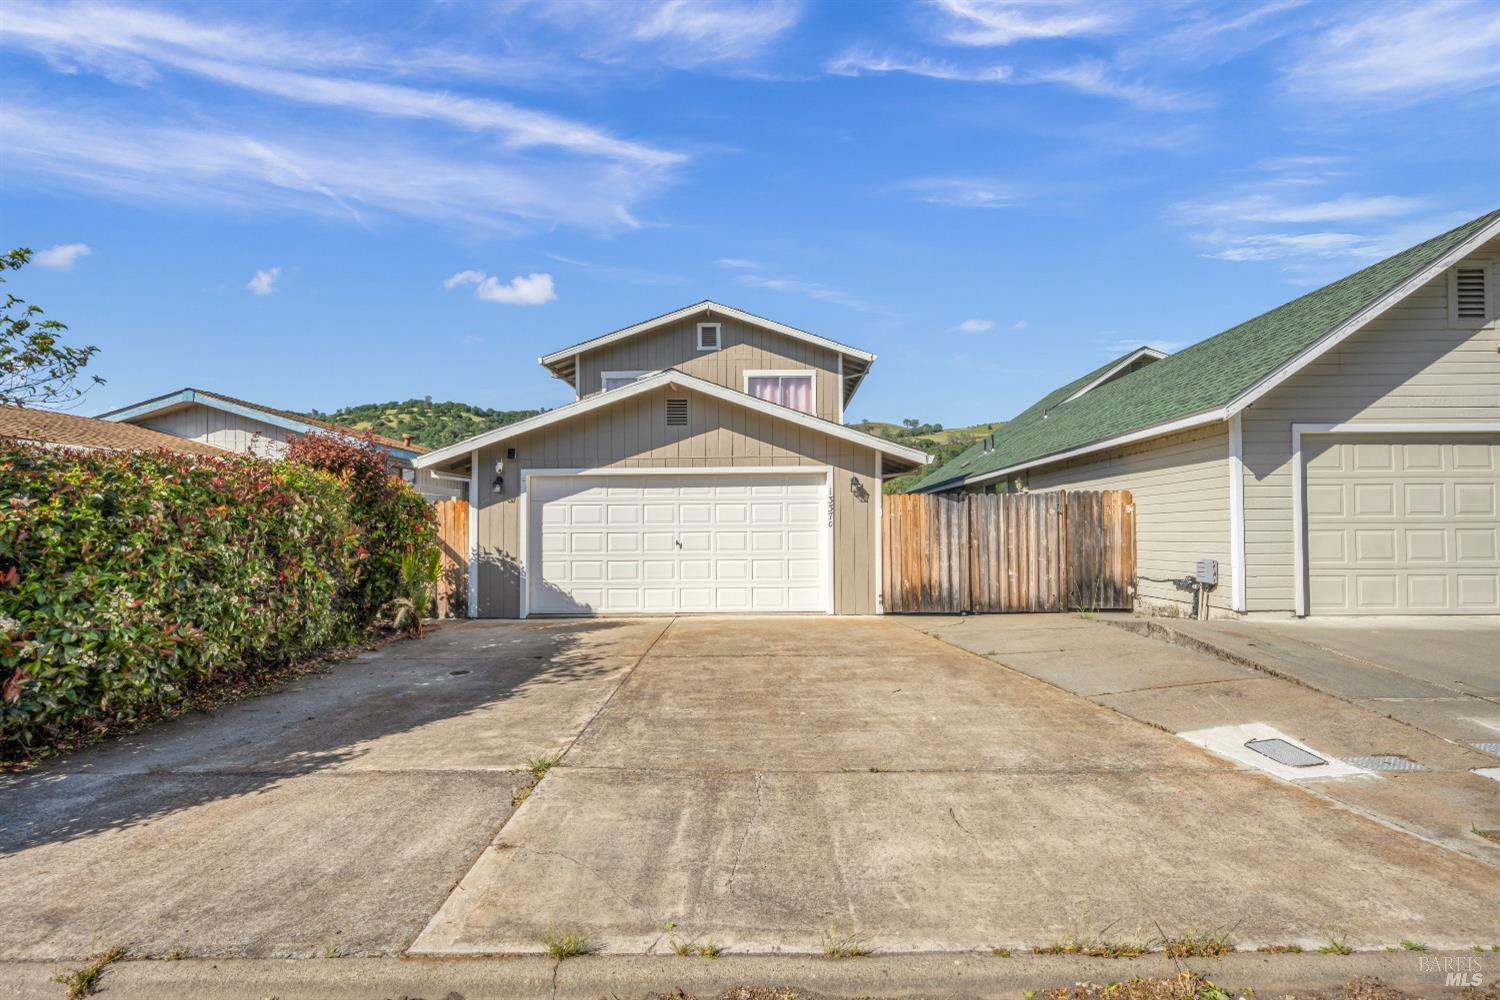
[433,498,469,618]
[882,490,1134,614]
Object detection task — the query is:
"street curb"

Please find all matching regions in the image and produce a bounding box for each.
[4,951,1489,1000]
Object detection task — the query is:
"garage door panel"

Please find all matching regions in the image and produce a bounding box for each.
[529,473,829,615]
[1306,435,1500,615]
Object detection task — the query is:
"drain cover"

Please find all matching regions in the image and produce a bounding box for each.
[1343,754,1426,772]
[1473,743,1500,758]
[1245,738,1326,767]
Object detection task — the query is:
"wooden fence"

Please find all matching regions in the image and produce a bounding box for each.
[881,490,1134,614]
[432,498,469,618]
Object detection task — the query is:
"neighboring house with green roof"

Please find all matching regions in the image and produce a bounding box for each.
[916,208,1500,619]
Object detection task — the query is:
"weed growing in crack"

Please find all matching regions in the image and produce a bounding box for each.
[1317,935,1353,955]
[821,926,871,958]
[1257,944,1303,954]
[1159,925,1235,958]
[1034,917,1149,958]
[52,945,127,1000]
[543,927,590,960]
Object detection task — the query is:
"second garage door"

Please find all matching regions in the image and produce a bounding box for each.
[1305,433,1500,614]
[528,472,829,615]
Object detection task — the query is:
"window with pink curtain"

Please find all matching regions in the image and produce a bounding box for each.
[747,374,813,413]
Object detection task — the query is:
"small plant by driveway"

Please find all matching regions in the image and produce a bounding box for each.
[542,927,590,960]
[51,945,126,999]
[820,925,871,958]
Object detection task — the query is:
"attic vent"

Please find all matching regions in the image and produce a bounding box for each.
[697,322,721,350]
[666,397,689,426]
[1451,265,1489,322]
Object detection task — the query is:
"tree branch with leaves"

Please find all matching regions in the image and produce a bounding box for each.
[1,248,103,408]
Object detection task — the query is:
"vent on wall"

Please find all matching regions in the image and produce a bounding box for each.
[1451,265,1489,322]
[666,397,689,426]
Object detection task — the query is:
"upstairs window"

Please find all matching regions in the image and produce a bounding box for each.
[697,323,721,351]
[601,370,649,392]
[746,371,815,414]
[1449,264,1491,324]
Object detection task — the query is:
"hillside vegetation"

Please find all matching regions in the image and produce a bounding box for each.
[848,419,1003,493]
[316,399,542,450]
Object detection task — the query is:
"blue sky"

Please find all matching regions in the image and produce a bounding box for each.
[3,0,1498,426]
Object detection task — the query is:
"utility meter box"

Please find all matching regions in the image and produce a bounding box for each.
[1194,559,1219,586]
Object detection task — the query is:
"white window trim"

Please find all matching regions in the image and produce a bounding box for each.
[1447,261,1496,326]
[519,466,834,619]
[1289,421,1500,617]
[600,370,651,392]
[743,368,817,416]
[696,322,722,351]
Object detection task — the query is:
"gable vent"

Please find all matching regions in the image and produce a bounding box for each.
[1452,265,1489,321]
[665,397,689,426]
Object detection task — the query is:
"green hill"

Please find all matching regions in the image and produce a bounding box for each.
[848,420,1004,494]
[314,399,542,450]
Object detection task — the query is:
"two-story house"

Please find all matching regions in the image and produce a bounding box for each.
[414,301,930,617]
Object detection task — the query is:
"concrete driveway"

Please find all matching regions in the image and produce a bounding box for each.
[4,616,1499,968]
[1115,616,1500,746]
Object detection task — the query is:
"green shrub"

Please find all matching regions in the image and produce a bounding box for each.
[0,435,435,761]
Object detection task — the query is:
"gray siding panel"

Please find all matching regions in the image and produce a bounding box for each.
[576,316,844,422]
[1242,239,1500,613]
[1025,423,1233,613]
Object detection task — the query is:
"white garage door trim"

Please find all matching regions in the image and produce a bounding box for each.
[1292,422,1500,616]
[519,466,835,618]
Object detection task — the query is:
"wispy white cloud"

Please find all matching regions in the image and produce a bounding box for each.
[931,0,1124,46]
[736,272,878,312]
[525,0,802,68]
[826,49,1012,82]
[1285,0,1500,104]
[33,242,92,269]
[246,266,280,296]
[1011,319,1029,331]
[954,318,994,332]
[445,270,557,305]
[546,253,684,286]
[1027,60,1201,111]
[0,102,663,233]
[904,177,1018,209]
[715,257,763,269]
[1180,192,1425,226]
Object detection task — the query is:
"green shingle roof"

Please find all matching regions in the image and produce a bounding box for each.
[913,208,1500,493]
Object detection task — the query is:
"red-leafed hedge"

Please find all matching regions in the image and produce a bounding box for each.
[0,433,436,762]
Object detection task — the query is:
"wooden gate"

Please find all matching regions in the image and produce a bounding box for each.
[432,498,469,618]
[881,490,1134,614]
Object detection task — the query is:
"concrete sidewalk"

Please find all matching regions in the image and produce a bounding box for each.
[906,614,1500,868]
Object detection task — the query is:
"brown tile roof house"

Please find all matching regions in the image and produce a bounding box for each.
[0,405,230,457]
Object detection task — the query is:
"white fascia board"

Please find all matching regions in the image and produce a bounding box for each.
[415,368,931,469]
[1226,215,1500,418]
[1061,347,1168,404]
[955,408,1226,489]
[538,300,876,367]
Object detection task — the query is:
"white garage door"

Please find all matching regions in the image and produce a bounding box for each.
[528,473,829,615]
[1305,434,1500,614]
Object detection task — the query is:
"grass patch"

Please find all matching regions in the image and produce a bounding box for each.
[543,927,590,960]
[1399,940,1427,952]
[1034,919,1150,959]
[993,947,1013,957]
[512,753,563,806]
[820,926,871,959]
[1317,935,1354,955]
[1257,944,1304,953]
[1160,927,1235,958]
[52,945,127,999]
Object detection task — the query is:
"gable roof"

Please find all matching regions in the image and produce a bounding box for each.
[98,388,426,457]
[914,207,1500,492]
[1,405,232,457]
[414,367,931,473]
[537,300,877,404]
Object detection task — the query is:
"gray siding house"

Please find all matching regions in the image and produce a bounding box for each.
[915,209,1500,618]
[415,302,929,618]
[98,388,465,501]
